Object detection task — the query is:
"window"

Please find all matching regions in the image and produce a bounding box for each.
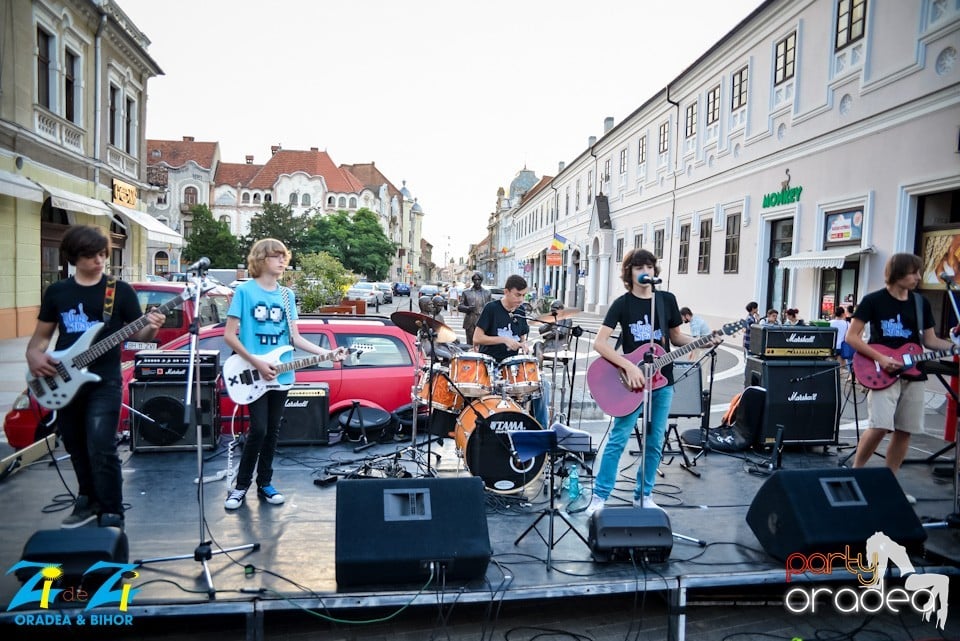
[724,213,741,274]
[349,197,357,208]
[775,31,797,84]
[658,123,669,153]
[685,103,697,138]
[615,237,624,262]
[108,85,119,146]
[575,181,581,210]
[289,193,299,205]
[697,219,712,273]
[338,196,346,208]
[654,229,664,259]
[64,50,78,122]
[706,85,720,125]
[619,149,627,174]
[633,232,642,249]
[184,186,198,206]
[603,159,611,182]
[37,27,52,110]
[253,193,261,204]
[264,193,272,203]
[124,97,135,153]
[157,192,167,205]
[327,195,335,207]
[836,0,866,51]
[565,187,570,215]
[638,136,647,164]
[219,215,230,225]
[678,224,690,273]
[301,193,310,206]
[732,66,748,111]
[587,171,593,205]
[241,193,250,204]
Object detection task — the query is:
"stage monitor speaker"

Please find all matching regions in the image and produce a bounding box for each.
[744,356,839,446]
[130,381,219,452]
[746,467,927,562]
[279,383,331,445]
[669,362,703,418]
[335,477,491,586]
[16,528,129,590]
[588,506,672,563]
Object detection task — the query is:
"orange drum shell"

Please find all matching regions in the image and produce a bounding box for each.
[454,396,525,452]
[500,356,541,395]
[448,354,496,397]
[416,368,464,412]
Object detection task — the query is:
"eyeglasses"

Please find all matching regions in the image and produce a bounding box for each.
[267,253,288,261]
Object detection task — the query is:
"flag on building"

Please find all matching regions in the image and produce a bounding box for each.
[550,233,567,251]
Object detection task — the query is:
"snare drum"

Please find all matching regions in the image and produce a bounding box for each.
[455,396,545,494]
[448,353,496,397]
[499,355,541,397]
[415,365,464,412]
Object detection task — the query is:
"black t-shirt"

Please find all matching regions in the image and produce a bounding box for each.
[476,299,529,363]
[38,275,143,380]
[854,288,933,381]
[601,290,682,385]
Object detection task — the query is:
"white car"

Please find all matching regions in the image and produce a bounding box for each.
[345,282,382,308]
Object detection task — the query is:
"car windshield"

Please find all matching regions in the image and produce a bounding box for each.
[353,283,374,291]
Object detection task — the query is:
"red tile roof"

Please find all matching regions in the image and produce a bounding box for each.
[246,149,362,193]
[520,175,554,204]
[339,162,403,201]
[147,138,219,170]
[215,162,262,187]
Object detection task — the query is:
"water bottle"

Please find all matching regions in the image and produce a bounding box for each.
[568,463,581,501]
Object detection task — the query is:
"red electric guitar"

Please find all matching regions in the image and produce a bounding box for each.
[852,343,959,390]
[587,320,748,417]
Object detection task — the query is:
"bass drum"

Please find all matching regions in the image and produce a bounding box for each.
[455,396,545,495]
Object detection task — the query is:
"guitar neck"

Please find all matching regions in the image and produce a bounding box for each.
[904,346,957,366]
[273,350,339,375]
[652,333,716,370]
[74,293,188,369]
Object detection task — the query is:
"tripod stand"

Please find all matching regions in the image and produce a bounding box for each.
[136,268,259,598]
[513,429,589,570]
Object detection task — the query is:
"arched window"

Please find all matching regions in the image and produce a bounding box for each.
[241,192,250,204]
[338,196,346,208]
[289,192,298,205]
[348,197,357,208]
[184,186,198,205]
[327,195,335,207]
[154,251,169,275]
[219,215,230,225]
[264,194,272,203]
[301,193,310,206]
[253,193,261,204]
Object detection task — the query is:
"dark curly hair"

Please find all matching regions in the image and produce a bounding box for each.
[620,248,659,290]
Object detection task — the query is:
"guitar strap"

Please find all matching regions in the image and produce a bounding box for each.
[281,286,294,340]
[103,276,117,324]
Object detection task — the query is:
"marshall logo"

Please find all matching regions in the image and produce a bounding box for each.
[786,333,816,343]
[284,400,310,408]
[788,391,818,402]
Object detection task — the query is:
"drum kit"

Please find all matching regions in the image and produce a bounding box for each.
[391,311,548,495]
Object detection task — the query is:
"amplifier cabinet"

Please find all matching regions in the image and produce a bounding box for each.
[744,357,840,446]
[134,349,220,382]
[130,381,219,452]
[280,383,331,445]
[749,325,836,359]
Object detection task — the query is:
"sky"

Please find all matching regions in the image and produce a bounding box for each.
[120,0,763,260]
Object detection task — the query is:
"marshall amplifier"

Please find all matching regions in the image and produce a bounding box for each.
[749,325,836,359]
[134,350,220,382]
[279,383,331,445]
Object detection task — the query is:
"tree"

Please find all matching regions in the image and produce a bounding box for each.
[292,252,354,312]
[241,202,310,267]
[182,204,242,268]
[303,208,395,281]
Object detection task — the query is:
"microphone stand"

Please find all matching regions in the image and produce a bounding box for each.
[136,268,259,598]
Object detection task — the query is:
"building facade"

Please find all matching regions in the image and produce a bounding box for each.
[503,0,959,327]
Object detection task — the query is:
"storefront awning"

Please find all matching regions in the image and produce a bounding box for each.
[527,248,542,260]
[777,246,874,270]
[33,181,112,217]
[0,170,44,202]
[109,203,183,247]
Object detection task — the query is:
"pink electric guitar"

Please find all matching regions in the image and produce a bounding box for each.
[852,343,959,390]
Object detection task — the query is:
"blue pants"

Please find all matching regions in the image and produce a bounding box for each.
[236,389,287,490]
[593,385,674,501]
[57,378,124,515]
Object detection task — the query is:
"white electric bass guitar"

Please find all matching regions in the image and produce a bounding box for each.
[223,345,362,405]
[26,286,195,410]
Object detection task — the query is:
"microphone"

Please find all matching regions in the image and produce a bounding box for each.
[184,257,210,273]
[940,272,956,288]
[637,274,662,285]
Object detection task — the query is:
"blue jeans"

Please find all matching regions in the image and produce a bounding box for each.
[593,384,674,500]
[57,378,124,515]
[236,389,287,490]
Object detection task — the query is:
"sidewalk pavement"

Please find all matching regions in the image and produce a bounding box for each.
[0,336,29,418]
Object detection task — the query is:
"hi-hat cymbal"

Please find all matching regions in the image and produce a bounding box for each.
[390,311,457,343]
[533,308,578,323]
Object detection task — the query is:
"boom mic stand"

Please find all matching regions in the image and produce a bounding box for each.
[136,267,259,598]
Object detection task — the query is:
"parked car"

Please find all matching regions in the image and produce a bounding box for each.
[3,315,419,449]
[373,282,393,304]
[392,282,411,297]
[345,282,382,309]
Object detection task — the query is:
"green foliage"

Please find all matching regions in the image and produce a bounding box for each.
[183,205,242,268]
[303,208,396,281]
[241,202,310,267]
[292,252,354,312]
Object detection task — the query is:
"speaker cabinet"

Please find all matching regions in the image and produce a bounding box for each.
[744,357,839,445]
[279,383,331,445]
[588,506,673,563]
[335,478,491,586]
[17,528,128,590]
[669,362,703,417]
[747,468,926,562]
[130,381,219,452]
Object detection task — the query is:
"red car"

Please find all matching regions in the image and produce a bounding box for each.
[4,315,419,449]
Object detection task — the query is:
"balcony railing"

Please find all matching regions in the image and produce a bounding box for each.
[34,107,85,155]
[107,146,140,179]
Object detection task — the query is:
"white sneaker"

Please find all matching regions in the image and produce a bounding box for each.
[641,495,664,510]
[904,493,917,505]
[584,495,605,517]
[224,488,247,510]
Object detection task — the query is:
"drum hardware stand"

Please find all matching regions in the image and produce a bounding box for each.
[136,267,259,599]
[345,401,378,453]
[513,430,590,570]
[838,363,867,467]
[679,344,721,473]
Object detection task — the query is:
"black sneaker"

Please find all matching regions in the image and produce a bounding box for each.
[61,496,98,529]
[99,512,125,530]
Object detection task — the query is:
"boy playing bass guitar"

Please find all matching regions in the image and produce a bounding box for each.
[847,253,960,487]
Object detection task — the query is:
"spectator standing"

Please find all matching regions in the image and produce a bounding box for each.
[742,301,760,354]
[782,308,805,326]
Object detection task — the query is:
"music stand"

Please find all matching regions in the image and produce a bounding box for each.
[512,429,590,570]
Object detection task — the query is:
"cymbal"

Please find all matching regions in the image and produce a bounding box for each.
[390,311,457,343]
[533,308,578,323]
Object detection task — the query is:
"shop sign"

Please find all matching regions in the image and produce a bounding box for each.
[112,179,137,207]
[762,185,802,208]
